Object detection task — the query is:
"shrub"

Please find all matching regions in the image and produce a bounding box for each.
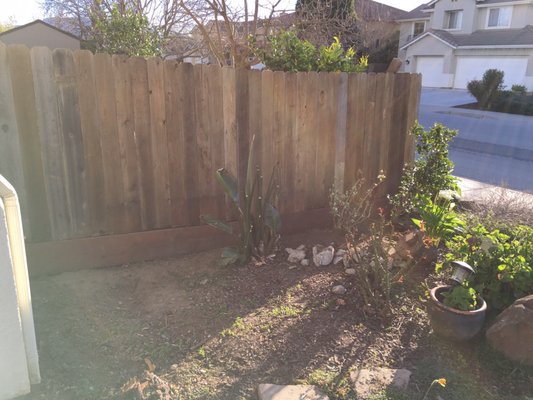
[389,123,459,216]
[440,224,533,310]
[467,69,505,109]
[411,195,465,247]
[201,136,281,265]
[511,84,527,95]
[493,92,533,116]
[252,30,367,73]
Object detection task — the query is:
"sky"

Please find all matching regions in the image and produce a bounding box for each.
[2,0,427,26]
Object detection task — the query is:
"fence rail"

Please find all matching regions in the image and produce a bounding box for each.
[0,43,421,247]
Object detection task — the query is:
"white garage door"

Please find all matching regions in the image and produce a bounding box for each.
[454,57,528,89]
[416,56,449,88]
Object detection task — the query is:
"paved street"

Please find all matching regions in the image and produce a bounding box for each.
[418,88,533,192]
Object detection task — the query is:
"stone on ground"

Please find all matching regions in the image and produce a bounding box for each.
[257,384,329,400]
[350,368,411,398]
[486,294,533,365]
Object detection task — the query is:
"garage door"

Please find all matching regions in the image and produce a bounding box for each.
[416,56,449,88]
[454,57,528,89]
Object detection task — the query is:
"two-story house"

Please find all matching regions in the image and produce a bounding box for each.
[397,0,533,90]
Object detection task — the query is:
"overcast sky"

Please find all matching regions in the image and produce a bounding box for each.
[3,0,426,26]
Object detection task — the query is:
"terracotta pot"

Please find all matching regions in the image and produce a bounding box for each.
[428,285,487,341]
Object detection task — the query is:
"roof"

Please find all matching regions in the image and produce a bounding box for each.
[0,19,81,40]
[396,3,431,21]
[401,25,533,49]
[476,0,528,4]
[355,0,408,22]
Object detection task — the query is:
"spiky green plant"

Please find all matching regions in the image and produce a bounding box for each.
[201,136,281,266]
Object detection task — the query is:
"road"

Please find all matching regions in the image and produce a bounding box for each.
[418,88,533,192]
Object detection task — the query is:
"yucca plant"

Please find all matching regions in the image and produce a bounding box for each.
[201,136,281,266]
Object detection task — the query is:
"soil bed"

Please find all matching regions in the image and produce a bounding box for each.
[21,230,532,400]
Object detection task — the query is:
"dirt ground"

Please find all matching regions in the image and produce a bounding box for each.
[21,229,533,400]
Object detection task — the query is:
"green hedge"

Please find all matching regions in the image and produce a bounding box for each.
[493,92,533,116]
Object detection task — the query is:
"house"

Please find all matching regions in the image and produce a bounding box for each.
[397,0,533,90]
[0,19,81,50]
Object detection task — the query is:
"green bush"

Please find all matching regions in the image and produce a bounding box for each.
[390,123,459,216]
[493,92,533,116]
[511,84,527,95]
[252,30,367,73]
[467,69,505,109]
[440,224,533,310]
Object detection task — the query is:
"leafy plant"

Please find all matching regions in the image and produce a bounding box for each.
[467,69,505,109]
[252,30,367,73]
[390,123,459,216]
[201,136,281,266]
[91,4,164,56]
[511,84,527,95]
[442,284,478,311]
[440,224,533,310]
[412,195,465,246]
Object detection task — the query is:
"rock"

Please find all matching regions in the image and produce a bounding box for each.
[199,279,208,285]
[350,368,411,398]
[486,294,533,365]
[301,259,310,267]
[345,268,356,275]
[286,245,306,263]
[332,285,347,295]
[313,245,335,266]
[258,384,329,400]
[334,249,347,265]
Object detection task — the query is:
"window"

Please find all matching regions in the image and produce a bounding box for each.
[487,7,511,28]
[445,10,463,30]
[413,21,426,37]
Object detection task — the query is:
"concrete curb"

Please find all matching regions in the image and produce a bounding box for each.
[451,137,533,163]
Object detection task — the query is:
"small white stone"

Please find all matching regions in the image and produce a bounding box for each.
[345,268,356,275]
[332,285,347,295]
[313,245,335,266]
[301,259,310,266]
[286,246,306,263]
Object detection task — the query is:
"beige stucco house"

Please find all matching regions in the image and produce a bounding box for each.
[0,19,80,50]
[397,0,533,90]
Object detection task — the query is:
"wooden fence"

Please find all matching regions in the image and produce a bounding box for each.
[0,43,421,273]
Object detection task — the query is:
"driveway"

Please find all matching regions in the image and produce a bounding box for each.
[418,88,533,192]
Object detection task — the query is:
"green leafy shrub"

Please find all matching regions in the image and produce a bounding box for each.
[412,195,465,247]
[467,69,505,109]
[253,30,367,73]
[493,92,533,116]
[440,224,533,310]
[442,284,478,311]
[389,123,459,216]
[202,136,281,266]
[511,84,527,95]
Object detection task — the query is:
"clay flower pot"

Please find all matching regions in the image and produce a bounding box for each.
[428,285,487,341]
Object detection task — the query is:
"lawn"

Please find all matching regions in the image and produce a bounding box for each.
[20,228,532,400]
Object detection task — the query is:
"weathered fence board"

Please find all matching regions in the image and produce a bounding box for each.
[0,45,421,264]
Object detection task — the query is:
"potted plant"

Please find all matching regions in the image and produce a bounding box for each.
[427,261,487,341]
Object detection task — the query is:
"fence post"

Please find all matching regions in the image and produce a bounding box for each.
[334,72,348,192]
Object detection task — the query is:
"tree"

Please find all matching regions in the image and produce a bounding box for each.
[91,5,164,56]
[0,16,17,33]
[178,0,283,68]
[296,0,355,20]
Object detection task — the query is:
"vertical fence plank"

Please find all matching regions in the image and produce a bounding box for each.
[112,55,142,233]
[281,72,297,214]
[147,57,171,229]
[333,72,348,194]
[75,50,107,235]
[222,67,238,220]
[52,48,88,237]
[316,71,336,206]
[376,73,395,196]
[164,61,187,226]
[235,68,250,191]
[272,71,285,210]
[260,69,275,184]
[248,70,263,168]
[404,74,422,164]
[345,73,368,189]
[362,73,378,185]
[5,44,51,241]
[93,52,126,234]
[31,46,71,240]
[130,56,156,230]
[304,71,320,210]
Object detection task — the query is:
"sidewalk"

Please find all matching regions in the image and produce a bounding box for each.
[458,176,533,204]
